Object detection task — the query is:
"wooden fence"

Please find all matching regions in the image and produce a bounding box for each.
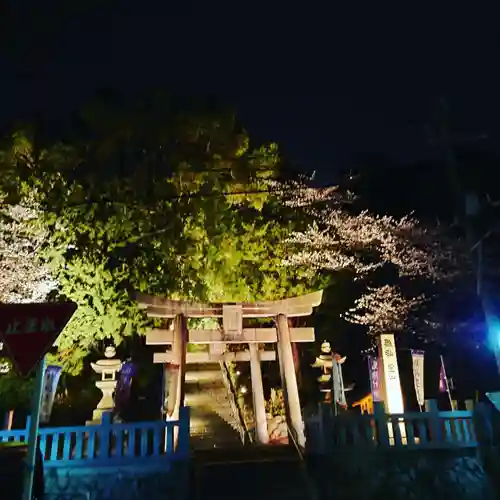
[305,403,477,453]
[0,407,190,467]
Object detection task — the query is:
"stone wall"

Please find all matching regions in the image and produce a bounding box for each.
[307,449,496,500]
[44,461,189,500]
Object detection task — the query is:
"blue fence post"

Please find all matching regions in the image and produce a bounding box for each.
[374,402,390,446]
[473,402,493,446]
[426,399,442,443]
[25,415,31,441]
[474,402,494,467]
[99,412,112,459]
[178,406,190,456]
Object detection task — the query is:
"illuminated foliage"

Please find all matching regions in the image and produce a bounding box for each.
[0,95,320,372]
[0,365,34,413]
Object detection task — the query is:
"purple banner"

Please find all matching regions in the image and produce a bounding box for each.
[40,365,62,424]
[114,362,136,415]
[368,356,381,402]
[439,356,447,393]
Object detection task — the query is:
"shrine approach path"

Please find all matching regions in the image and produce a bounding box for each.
[185,363,243,449]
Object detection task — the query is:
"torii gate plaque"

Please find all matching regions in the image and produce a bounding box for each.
[136,290,323,447]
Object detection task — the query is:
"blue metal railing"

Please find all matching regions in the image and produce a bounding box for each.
[305,404,477,452]
[0,407,190,467]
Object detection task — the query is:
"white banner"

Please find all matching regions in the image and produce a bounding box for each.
[411,350,425,408]
[332,357,346,410]
[379,334,404,414]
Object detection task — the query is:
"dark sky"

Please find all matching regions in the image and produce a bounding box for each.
[1,2,499,182]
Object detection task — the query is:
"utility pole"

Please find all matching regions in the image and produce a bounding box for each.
[429,98,500,372]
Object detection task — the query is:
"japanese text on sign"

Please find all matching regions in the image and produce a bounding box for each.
[368,356,381,402]
[3,317,56,335]
[411,350,425,407]
[379,333,404,414]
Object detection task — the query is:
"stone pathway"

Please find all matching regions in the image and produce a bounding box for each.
[185,364,243,449]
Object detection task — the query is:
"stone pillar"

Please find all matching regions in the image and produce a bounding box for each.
[164,315,187,450]
[172,314,188,420]
[249,343,269,444]
[165,314,188,421]
[276,313,306,447]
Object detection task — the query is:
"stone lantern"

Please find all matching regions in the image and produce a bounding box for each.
[311,341,353,413]
[87,346,121,425]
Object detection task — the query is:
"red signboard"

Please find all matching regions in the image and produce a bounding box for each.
[0,302,77,377]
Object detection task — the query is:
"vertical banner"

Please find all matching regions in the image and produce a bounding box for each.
[331,357,346,414]
[39,365,62,424]
[114,361,136,416]
[411,350,425,409]
[439,355,454,409]
[292,342,303,388]
[367,355,382,402]
[439,357,447,393]
[378,334,404,414]
[161,364,168,417]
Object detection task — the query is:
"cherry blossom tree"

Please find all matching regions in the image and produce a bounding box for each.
[280,181,472,339]
[0,200,56,304]
[0,198,56,381]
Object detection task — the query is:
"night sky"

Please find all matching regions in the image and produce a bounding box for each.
[2,3,500,183]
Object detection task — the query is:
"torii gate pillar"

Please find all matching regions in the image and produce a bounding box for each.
[249,343,269,444]
[277,313,305,447]
[165,314,187,422]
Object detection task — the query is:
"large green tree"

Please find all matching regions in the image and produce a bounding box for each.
[0,94,318,373]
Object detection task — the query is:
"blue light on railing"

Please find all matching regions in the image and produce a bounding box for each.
[0,407,190,466]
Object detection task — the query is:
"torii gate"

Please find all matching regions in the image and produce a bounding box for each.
[136,291,323,447]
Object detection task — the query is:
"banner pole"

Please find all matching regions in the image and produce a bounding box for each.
[22,356,46,500]
[440,355,454,410]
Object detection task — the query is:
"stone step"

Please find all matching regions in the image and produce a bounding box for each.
[193,443,296,463]
[185,363,243,449]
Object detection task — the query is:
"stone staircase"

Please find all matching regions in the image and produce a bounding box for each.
[191,446,314,500]
[185,363,244,449]
[185,364,316,500]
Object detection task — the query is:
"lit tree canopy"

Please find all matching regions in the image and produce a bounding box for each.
[0,94,321,372]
